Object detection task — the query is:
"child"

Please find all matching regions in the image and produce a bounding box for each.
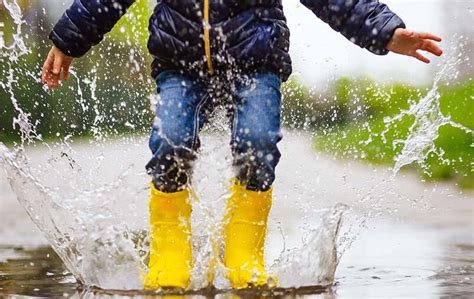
[41,0,442,290]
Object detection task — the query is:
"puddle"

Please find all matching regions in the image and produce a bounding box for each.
[1,220,472,298]
[1,133,473,298]
[0,246,76,297]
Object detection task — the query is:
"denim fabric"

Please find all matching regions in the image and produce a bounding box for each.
[146,71,282,193]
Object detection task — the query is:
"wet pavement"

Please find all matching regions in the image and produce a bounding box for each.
[1,222,472,298]
[1,133,473,298]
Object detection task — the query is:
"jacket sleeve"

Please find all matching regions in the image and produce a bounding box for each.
[300,0,405,55]
[49,0,135,57]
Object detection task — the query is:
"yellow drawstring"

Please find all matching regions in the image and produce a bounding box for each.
[203,0,214,75]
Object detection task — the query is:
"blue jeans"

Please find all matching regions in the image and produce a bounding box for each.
[146,71,282,193]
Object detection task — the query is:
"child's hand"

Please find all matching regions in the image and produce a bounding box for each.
[387,28,443,63]
[41,46,74,89]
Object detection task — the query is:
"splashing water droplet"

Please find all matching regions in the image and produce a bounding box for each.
[382,55,473,175]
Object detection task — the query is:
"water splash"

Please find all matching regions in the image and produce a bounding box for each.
[1,0,38,144]
[382,55,473,174]
[3,0,470,294]
[0,0,347,285]
[271,204,345,287]
[0,0,29,60]
[0,134,346,291]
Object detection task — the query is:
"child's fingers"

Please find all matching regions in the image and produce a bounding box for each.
[418,32,442,42]
[421,40,443,56]
[52,55,63,76]
[63,62,71,81]
[41,56,54,84]
[46,72,56,89]
[51,56,63,87]
[44,68,58,89]
[413,51,430,64]
[63,66,69,81]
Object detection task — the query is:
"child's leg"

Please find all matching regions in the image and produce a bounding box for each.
[223,71,282,288]
[144,71,208,290]
[231,71,282,191]
[146,70,209,192]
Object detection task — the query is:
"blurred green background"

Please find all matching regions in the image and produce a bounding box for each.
[0,0,472,188]
[312,79,473,189]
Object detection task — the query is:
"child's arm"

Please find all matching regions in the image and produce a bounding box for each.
[300,0,442,61]
[42,0,135,89]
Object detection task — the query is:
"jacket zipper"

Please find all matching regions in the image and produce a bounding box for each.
[203,0,214,75]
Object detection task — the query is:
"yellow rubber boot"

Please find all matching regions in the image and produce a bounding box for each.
[223,182,273,289]
[144,183,193,290]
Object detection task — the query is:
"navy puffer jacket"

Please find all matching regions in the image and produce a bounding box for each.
[49,0,405,81]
